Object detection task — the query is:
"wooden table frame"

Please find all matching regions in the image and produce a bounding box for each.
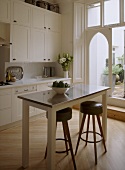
[20,88,108,170]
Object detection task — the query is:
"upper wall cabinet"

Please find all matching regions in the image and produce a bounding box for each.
[11,24,30,62]
[32,7,45,30]
[11,0,31,27]
[32,6,61,32]
[45,11,61,33]
[31,6,61,62]
[0,0,10,23]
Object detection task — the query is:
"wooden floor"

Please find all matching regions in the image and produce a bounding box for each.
[0,109,125,170]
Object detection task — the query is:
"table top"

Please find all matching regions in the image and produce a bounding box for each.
[18,83,110,107]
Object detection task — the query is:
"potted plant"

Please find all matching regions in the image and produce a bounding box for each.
[57,53,73,78]
[103,65,123,90]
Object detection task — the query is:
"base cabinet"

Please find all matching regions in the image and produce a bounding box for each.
[0,89,12,126]
[12,85,37,122]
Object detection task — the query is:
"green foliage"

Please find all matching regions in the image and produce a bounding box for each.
[52,81,70,88]
[103,65,123,75]
[58,53,73,71]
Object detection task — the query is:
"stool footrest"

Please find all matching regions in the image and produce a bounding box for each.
[56,138,70,154]
[81,131,103,143]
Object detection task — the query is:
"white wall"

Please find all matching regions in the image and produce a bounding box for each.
[5,62,59,80]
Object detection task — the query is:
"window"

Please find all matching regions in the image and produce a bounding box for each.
[87,2,101,27]
[104,0,120,25]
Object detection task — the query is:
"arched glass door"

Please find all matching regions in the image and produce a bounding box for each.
[85,28,112,91]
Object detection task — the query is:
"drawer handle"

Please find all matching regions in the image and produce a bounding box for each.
[13,58,16,61]
[13,20,17,22]
[24,89,28,91]
[44,27,46,29]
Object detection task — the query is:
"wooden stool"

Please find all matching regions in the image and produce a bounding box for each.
[75,101,107,164]
[45,107,77,170]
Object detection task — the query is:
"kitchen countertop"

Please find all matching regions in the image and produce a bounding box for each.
[0,77,71,89]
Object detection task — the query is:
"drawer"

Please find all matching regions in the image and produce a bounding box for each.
[0,108,11,126]
[28,85,37,91]
[0,94,11,109]
[0,89,11,95]
[14,86,28,94]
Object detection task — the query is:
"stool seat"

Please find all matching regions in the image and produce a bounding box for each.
[56,107,72,122]
[80,101,102,115]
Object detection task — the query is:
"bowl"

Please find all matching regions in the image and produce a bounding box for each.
[52,87,69,94]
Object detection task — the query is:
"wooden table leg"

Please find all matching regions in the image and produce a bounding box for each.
[47,108,56,170]
[22,101,29,168]
[102,91,107,140]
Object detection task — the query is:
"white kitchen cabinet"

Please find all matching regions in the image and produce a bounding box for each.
[31,6,61,62]
[30,28,45,62]
[12,85,37,122]
[11,24,30,62]
[36,83,52,114]
[32,7,45,30]
[0,0,10,23]
[11,0,31,27]
[45,31,61,62]
[45,10,61,33]
[0,89,12,126]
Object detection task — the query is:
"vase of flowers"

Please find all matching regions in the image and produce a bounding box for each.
[58,53,73,78]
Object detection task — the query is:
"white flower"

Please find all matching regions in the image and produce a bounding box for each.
[62,58,66,62]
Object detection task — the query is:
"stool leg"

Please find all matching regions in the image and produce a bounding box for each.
[92,115,97,165]
[75,114,86,155]
[62,122,69,155]
[96,115,107,152]
[85,115,90,146]
[63,121,77,170]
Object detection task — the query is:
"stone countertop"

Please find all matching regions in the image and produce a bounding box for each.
[0,77,71,89]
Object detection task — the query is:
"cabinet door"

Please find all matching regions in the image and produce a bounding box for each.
[0,0,10,23]
[32,7,45,30]
[30,28,45,62]
[36,83,52,114]
[45,11,61,32]
[0,89,12,126]
[12,1,30,27]
[12,25,30,62]
[45,31,61,62]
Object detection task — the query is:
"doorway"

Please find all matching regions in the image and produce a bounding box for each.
[86,27,125,107]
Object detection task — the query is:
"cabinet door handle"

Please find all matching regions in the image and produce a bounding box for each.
[24,89,28,91]
[13,58,16,61]
[48,28,50,30]
[13,20,17,22]
[44,27,46,29]
[44,59,46,61]
[48,59,50,61]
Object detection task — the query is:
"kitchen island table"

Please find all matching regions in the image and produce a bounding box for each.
[18,83,110,170]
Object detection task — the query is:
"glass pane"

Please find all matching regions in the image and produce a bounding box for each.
[112,27,125,98]
[87,3,101,27]
[124,0,125,22]
[104,0,120,25]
